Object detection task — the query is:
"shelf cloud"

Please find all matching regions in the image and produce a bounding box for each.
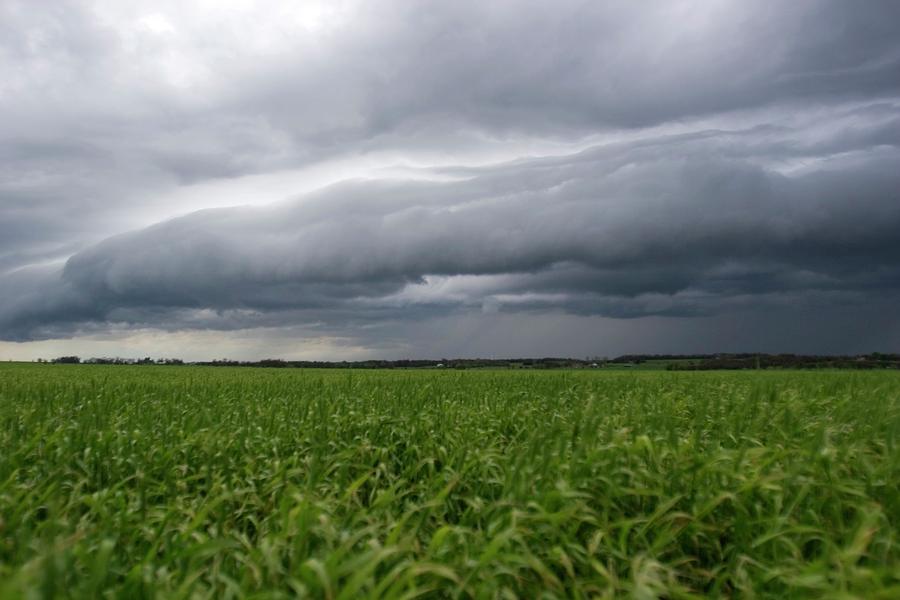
[1,0,899,357]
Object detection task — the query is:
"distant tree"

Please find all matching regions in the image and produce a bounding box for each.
[52,356,80,364]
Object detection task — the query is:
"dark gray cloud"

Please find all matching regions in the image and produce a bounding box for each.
[1,0,899,354]
[3,115,899,343]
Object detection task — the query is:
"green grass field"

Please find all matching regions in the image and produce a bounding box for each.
[1,364,898,598]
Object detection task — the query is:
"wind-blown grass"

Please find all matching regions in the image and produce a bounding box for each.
[0,365,898,598]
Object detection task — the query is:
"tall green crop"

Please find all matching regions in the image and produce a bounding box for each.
[0,364,898,598]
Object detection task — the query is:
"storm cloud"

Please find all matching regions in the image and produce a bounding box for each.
[1,0,899,356]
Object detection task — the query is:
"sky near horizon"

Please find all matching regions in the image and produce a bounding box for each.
[1,0,899,361]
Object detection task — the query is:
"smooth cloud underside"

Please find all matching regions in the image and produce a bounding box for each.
[1,0,899,350]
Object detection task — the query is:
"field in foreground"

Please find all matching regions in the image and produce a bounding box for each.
[0,365,898,598]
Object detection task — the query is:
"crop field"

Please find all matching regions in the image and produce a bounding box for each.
[0,364,898,598]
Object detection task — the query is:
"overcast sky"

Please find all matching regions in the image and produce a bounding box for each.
[1,0,899,360]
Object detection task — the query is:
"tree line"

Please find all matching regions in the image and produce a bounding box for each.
[36,353,900,369]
